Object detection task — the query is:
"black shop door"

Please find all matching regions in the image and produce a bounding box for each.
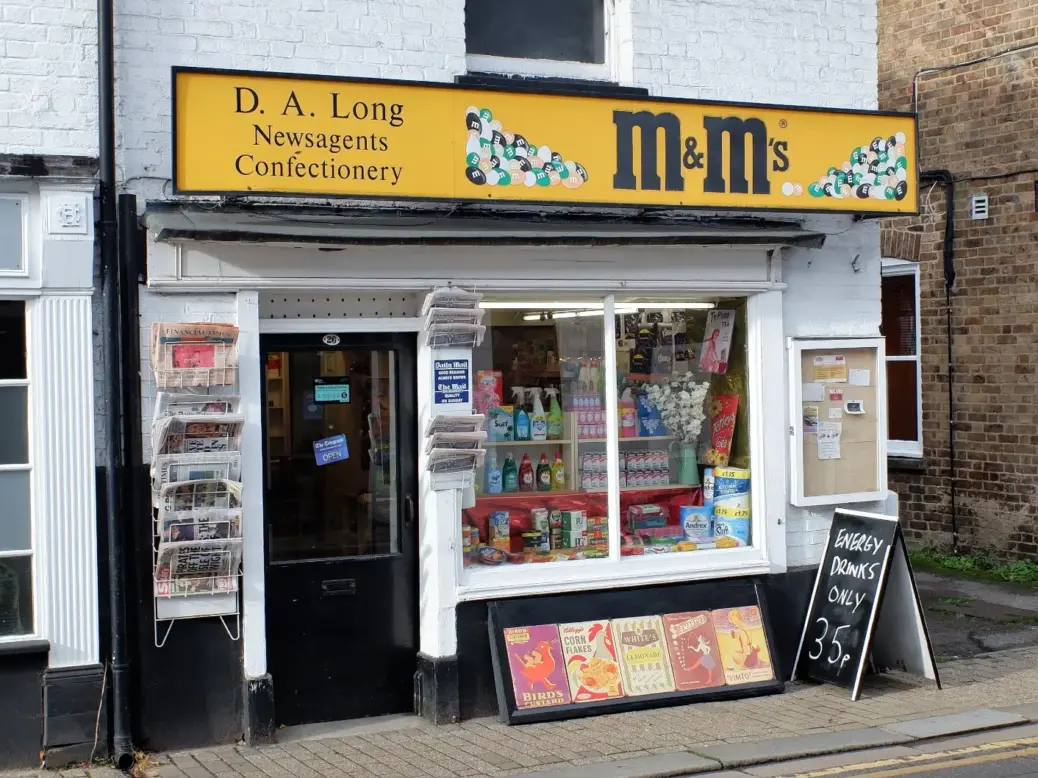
[262,333,418,726]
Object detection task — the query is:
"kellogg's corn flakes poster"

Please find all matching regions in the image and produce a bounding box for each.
[663,612,725,692]
[503,624,571,709]
[613,616,676,696]
[559,621,624,703]
[712,606,775,685]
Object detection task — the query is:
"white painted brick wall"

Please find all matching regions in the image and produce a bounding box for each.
[0,0,98,155]
[138,290,238,460]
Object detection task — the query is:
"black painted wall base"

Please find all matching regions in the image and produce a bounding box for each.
[417,653,459,724]
[245,675,275,745]
[0,649,47,769]
[454,567,819,720]
[43,664,107,768]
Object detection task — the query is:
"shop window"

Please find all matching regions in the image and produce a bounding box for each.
[615,299,750,557]
[465,0,608,80]
[466,299,612,567]
[462,297,751,571]
[0,301,32,638]
[880,260,922,457]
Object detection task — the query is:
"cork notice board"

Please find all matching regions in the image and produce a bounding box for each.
[789,338,887,507]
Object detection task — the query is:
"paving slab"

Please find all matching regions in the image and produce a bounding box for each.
[691,728,913,768]
[907,722,1038,753]
[511,753,721,778]
[998,703,1038,722]
[881,708,1025,739]
[739,745,920,776]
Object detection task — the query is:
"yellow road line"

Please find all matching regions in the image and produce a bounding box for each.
[786,735,1038,777]
[832,744,1038,777]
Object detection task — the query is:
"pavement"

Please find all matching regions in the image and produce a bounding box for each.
[12,569,1038,778]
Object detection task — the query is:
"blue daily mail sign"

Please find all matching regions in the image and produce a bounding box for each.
[434,359,470,406]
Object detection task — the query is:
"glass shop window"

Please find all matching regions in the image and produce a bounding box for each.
[614,299,751,559]
[464,299,613,567]
[465,0,606,64]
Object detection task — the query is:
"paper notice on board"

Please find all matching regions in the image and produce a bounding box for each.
[849,368,871,386]
[802,383,825,402]
[828,387,844,401]
[817,422,842,460]
[813,355,848,383]
[803,405,820,434]
[828,407,843,419]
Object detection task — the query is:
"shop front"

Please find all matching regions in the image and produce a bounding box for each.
[130,67,916,746]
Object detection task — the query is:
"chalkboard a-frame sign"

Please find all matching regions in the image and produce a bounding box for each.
[794,508,941,701]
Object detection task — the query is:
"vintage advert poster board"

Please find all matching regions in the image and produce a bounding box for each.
[788,338,887,506]
[793,508,940,700]
[487,578,784,724]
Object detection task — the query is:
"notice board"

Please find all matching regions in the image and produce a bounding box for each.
[789,338,887,506]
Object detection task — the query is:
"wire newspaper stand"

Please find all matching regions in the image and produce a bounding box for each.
[149,323,244,647]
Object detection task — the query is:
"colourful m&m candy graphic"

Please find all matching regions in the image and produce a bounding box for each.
[463,106,588,191]
[784,132,909,203]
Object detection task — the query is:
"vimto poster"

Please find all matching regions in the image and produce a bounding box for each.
[712,606,775,685]
[502,624,571,709]
[613,616,676,696]
[558,620,625,703]
[663,612,725,691]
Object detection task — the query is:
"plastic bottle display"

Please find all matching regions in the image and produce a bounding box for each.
[485,449,503,494]
[502,453,519,493]
[619,387,638,438]
[529,387,548,441]
[551,451,566,491]
[536,453,552,491]
[518,453,535,492]
[545,387,564,440]
[512,387,531,441]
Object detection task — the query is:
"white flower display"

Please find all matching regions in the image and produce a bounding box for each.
[642,372,710,445]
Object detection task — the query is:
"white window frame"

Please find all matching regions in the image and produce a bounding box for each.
[881,259,923,458]
[465,0,614,82]
[456,291,785,600]
[0,299,36,643]
[0,194,30,278]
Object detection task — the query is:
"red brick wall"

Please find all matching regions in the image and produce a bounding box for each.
[878,2,1038,557]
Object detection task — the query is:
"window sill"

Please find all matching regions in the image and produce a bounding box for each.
[0,637,49,657]
[889,455,927,473]
[457,71,649,99]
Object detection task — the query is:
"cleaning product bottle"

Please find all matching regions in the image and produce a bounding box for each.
[512,387,530,441]
[518,453,535,492]
[545,387,564,440]
[551,450,566,491]
[485,449,503,494]
[619,387,638,438]
[536,453,552,491]
[530,387,548,441]
[502,453,518,493]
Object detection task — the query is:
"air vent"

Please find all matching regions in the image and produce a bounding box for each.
[970,194,989,220]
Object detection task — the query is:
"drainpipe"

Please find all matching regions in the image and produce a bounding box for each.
[98,0,134,766]
[920,170,958,554]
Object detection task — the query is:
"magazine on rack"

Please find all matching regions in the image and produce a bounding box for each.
[150,322,239,388]
[152,414,244,456]
[158,478,242,514]
[154,538,243,597]
[153,392,241,423]
[159,509,242,542]
[151,452,243,493]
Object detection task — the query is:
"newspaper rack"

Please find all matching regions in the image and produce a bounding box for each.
[149,322,244,648]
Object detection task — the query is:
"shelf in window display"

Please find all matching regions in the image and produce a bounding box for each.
[483,439,572,447]
[475,484,696,501]
[578,435,676,443]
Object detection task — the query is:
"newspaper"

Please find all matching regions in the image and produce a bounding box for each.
[424,324,485,349]
[151,452,243,493]
[158,478,242,513]
[421,287,483,316]
[424,431,487,454]
[425,414,486,436]
[159,509,242,542]
[151,322,239,388]
[152,414,244,456]
[153,392,241,424]
[424,307,486,327]
[154,538,243,597]
[426,447,485,474]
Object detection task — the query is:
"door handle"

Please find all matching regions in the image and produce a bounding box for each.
[404,494,415,529]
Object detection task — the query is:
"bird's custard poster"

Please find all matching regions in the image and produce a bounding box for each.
[503,624,571,709]
[712,606,775,685]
